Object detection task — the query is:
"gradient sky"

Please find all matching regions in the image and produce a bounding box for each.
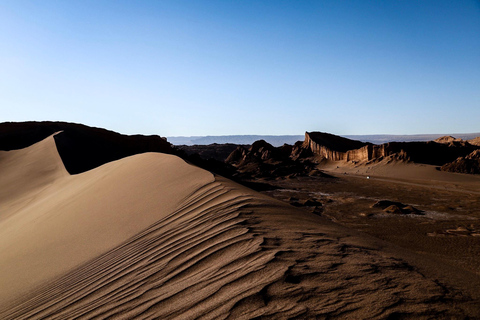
[1,1,479,136]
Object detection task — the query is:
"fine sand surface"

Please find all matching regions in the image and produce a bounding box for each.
[1,135,480,319]
[319,159,480,194]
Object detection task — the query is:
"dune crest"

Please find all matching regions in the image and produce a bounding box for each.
[0,135,213,307]
[1,136,479,318]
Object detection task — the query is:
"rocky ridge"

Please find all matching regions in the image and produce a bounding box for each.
[441,149,480,175]
[223,131,480,177]
[304,132,479,166]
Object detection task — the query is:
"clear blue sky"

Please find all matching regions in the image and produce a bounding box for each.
[1,0,479,136]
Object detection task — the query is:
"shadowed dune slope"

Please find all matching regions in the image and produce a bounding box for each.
[0,134,69,222]
[0,121,172,174]
[1,136,479,319]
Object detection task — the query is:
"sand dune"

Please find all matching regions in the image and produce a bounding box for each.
[1,135,479,318]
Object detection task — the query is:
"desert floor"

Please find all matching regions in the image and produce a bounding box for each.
[260,161,480,303]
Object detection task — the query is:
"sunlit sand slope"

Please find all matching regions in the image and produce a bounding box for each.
[0,136,477,319]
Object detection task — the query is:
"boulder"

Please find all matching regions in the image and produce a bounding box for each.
[383,205,403,214]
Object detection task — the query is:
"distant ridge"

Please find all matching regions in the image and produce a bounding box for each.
[168,133,480,146]
[344,133,480,144]
[168,135,304,146]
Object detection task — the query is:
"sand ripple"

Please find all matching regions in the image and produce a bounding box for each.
[2,180,475,319]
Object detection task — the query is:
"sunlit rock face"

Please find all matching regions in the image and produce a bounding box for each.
[303,131,479,166]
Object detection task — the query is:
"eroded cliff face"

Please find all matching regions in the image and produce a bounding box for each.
[303,132,368,161]
[303,132,478,166]
[345,145,371,162]
[303,132,387,162]
[346,144,409,162]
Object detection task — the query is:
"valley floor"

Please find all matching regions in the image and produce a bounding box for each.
[259,161,480,307]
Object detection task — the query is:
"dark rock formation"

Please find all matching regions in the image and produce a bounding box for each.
[291,141,313,160]
[226,140,285,166]
[372,200,407,209]
[176,143,245,162]
[225,140,322,179]
[225,146,247,164]
[288,197,323,215]
[383,205,404,214]
[441,149,480,175]
[179,152,237,179]
[372,200,422,215]
[402,205,422,214]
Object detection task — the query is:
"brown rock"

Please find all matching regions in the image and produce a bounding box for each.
[302,199,322,207]
[468,137,480,146]
[441,149,480,175]
[372,200,406,209]
[383,205,403,214]
[402,205,422,214]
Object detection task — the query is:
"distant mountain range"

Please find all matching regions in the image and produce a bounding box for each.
[167,135,305,146]
[168,133,480,146]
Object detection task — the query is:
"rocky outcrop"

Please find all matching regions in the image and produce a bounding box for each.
[226,140,291,166]
[441,149,480,174]
[434,135,472,147]
[176,143,244,162]
[468,137,480,146]
[225,140,322,179]
[291,140,313,160]
[225,146,247,163]
[435,136,461,144]
[371,200,422,215]
[249,140,286,162]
